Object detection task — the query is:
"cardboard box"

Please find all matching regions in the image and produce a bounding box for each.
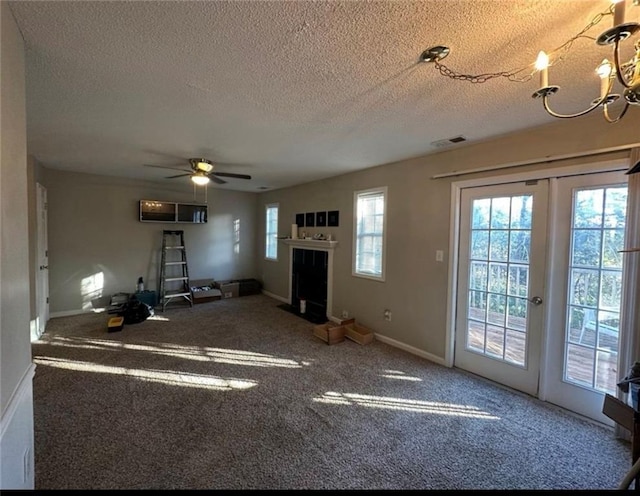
[344,322,374,345]
[313,322,345,345]
[214,280,240,299]
[107,316,124,333]
[191,280,222,303]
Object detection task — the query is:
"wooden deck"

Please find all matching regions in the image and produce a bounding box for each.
[467,321,618,394]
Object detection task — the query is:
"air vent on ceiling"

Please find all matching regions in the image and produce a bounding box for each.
[430,135,467,149]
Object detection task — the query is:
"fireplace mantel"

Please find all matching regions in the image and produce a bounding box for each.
[282,239,338,250]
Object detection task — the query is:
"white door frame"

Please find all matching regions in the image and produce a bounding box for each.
[445,158,629,376]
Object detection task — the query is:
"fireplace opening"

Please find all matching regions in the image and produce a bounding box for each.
[292,248,328,323]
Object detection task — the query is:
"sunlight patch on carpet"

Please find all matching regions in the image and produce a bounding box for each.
[313,391,500,419]
[380,370,422,381]
[33,356,257,390]
[43,336,304,368]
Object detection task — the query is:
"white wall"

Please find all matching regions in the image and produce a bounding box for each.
[257,110,640,361]
[0,1,35,489]
[42,168,259,315]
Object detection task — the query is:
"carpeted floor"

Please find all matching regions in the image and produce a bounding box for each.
[31,294,631,489]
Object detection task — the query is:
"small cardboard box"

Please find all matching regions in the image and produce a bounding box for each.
[107,316,124,333]
[313,322,345,345]
[214,280,240,299]
[191,279,222,303]
[344,322,374,345]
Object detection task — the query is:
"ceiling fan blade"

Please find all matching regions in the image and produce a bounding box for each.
[144,164,190,173]
[213,172,252,180]
[210,175,227,185]
[166,173,191,179]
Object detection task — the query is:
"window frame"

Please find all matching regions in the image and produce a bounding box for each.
[265,202,279,261]
[352,186,387,281]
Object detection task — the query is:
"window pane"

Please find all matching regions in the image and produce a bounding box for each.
[472,199,491,229]
[509,231,530,263]
[355,189,385,278]
[489,231,508,261]
[265,205,278,259]
[471,230,489,259]
[510,195,532,229]
[490,197,511,229]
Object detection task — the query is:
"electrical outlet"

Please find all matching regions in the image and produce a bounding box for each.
[384,309,392,321]
[436,250,444,262]
[342,310,349,319]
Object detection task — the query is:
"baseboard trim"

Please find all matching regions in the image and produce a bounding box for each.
[372,333,448,367]
[0,363,36,440]
[325,317,448,367]
[50,308,92,319]
[261,290,288,304]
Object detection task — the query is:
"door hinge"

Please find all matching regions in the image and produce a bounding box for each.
[45,250,48,257]
[46,297,49,304]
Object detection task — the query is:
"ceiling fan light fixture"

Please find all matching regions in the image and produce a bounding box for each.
[191,173,210,185]
[189,158,214,173]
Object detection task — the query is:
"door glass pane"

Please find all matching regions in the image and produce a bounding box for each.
[466,195,533,367]
[564,185,627,394]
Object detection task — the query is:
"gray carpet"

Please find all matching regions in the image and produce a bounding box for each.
[32,294,631,489]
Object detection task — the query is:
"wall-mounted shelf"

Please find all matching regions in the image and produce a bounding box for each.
[139,200,207,223]
[282,239,338,250]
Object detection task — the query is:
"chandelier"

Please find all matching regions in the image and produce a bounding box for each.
[421,0,640,123]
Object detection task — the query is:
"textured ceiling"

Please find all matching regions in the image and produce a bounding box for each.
[7,0,639,192]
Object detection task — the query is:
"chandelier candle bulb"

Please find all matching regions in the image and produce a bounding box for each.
[597,59,613,98]
[613,0,626,26]
[535,51,550,88]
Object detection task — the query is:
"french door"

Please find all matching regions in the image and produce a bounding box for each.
[454,171,628,423]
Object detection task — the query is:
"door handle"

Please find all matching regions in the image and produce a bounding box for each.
[529,296,543,305]
[40,265,49,270]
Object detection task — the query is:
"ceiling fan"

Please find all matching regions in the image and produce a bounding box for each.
[143,158,251,185]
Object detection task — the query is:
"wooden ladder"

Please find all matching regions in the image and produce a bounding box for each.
[159,230,193,311]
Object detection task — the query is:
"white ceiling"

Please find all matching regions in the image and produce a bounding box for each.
[7,0,639,192]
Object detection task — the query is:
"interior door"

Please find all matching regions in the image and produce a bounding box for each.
[543,171,628,424]
[35,182,49,340]
[454,180,549,396]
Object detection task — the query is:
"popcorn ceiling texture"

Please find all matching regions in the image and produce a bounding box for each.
[7,0,622,191]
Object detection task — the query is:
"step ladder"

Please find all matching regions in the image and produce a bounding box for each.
[159,230,193,311]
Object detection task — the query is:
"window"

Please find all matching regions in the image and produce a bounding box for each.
[265,203,278,260]
[353,187,387,280]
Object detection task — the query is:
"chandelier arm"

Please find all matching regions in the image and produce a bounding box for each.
[603,101,630,123]
[542,95,603,119]
[614,38,634,89]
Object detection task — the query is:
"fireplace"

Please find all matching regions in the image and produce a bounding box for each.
[292,248,328,323]
[282,239,338,323]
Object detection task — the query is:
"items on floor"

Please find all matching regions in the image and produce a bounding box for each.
[190,278,262,302]
[190,279,222,304]
[313,317,374,345]
[105,293,153,332]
